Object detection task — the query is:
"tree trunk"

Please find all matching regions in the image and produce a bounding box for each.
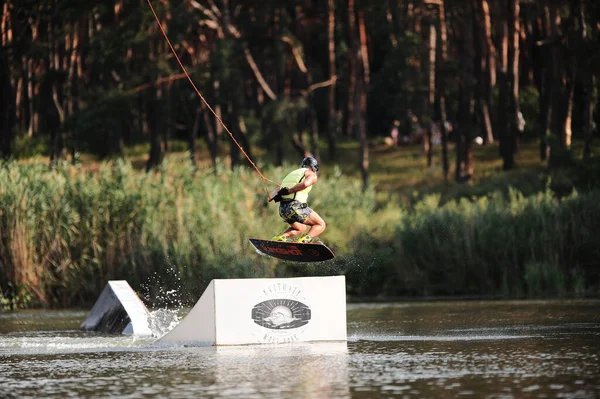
[358,10,370,190]
[426,22,436,167]
[0,53,14,160]
[583,75,596,158]
[579,0,595,158]
[228,102,240,170]
[201,104,218,168]
[27,34,38,138]
[507,0,520,161]
[560,0,583,149]
[213,80,223,144]
[67,23,80,164]
[189,107,200,168]
[473,0,494,145]
[146,88,163,171]
[232,100,254,168]
[327,0,337,160]
[458,0,475,182]
[436,0,450,181]
[497,0,518,171]
[386,0,399,47]
[537,5,554,161]
[309,105,320,161]
[348,2,369,189]
[345,0,357,139]
[561,73,575,148]
[48,19,66,164]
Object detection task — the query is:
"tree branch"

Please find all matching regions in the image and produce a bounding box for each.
[128,72,188,94]
[302,76,338,96]
[243,47,277,100]
[281,36,308,73]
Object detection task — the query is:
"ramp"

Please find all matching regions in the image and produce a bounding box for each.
[159,275,346,345]
[81,280,152,336]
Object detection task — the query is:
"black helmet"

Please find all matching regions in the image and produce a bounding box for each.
[301,156,319,172]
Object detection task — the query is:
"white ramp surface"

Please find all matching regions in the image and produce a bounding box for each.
[81,280,152,336]
[159,275,346,345]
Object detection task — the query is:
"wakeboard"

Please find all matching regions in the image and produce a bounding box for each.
[249,238,335,262]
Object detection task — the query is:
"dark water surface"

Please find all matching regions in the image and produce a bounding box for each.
[1,300,599,398]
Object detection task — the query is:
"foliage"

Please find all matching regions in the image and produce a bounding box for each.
[0,158,375,307]
[1,157,599,308]
[368,33,423,136]
[524,262,565,297]
[343,187,600,298]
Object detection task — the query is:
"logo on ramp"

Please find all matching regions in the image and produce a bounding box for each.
[251,282,312,343]
[252,299,311,329]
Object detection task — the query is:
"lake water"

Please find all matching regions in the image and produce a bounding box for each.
[1,299,599,398]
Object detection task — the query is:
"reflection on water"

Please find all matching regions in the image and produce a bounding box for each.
[1,300,599,398]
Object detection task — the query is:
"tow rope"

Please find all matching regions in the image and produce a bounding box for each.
[145,0,279,200]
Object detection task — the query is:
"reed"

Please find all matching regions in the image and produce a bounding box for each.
[1,158,598,308]
[343,187,600,298]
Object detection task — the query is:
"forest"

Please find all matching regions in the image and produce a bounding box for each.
[0,0,599,308]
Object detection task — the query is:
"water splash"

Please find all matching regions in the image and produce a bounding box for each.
[140,266,187,308]
[147,308,180,339]
[139,265,188,338]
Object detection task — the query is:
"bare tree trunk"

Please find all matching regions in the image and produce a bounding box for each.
[358,10,370,86]
[386,0,399,47]
[560,0,582,149]
[458,0,475,182]
[146,88,163,171]
[67,23,80,164]
[201,104,218,167]
[189,107,200,168]
[583,75,596,158]
[309,106,320,161]
[346,0,357,139]
[436,0,450,181]
[497,2,508,162]
[426,22,436,167]
[473,0,494,144]
[537,5,554,161]
[497,0,518,171]
[0,53,14,160]
[233,100,254,168]
[228,102,240,170]
[561,73,575,148]
[26,17,40,138]
[49,19,67,164]
[348,2,369,189]
[358,10,369,190]
[213,80,223,144]
[0,2,14,160]
[579,0,595,158]
[163,83,172,153]
[509,0,521,154]
[327,0,337,160]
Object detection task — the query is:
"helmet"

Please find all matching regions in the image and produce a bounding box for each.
[301,156,319,172]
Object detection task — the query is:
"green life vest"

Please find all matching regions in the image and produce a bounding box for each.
[281,168,312,203]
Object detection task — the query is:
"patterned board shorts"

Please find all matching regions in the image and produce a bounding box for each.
[279,200,313,224]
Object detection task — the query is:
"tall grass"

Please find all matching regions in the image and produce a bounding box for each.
[343,186,600,298]
[1,158,598,308]
[0,157,376,307]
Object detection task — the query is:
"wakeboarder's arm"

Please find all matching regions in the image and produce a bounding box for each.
[286,170,317,194]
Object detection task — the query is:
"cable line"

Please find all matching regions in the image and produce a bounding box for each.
[145,0,279,200]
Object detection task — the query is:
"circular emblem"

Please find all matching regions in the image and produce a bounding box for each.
[251,299,311,330]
